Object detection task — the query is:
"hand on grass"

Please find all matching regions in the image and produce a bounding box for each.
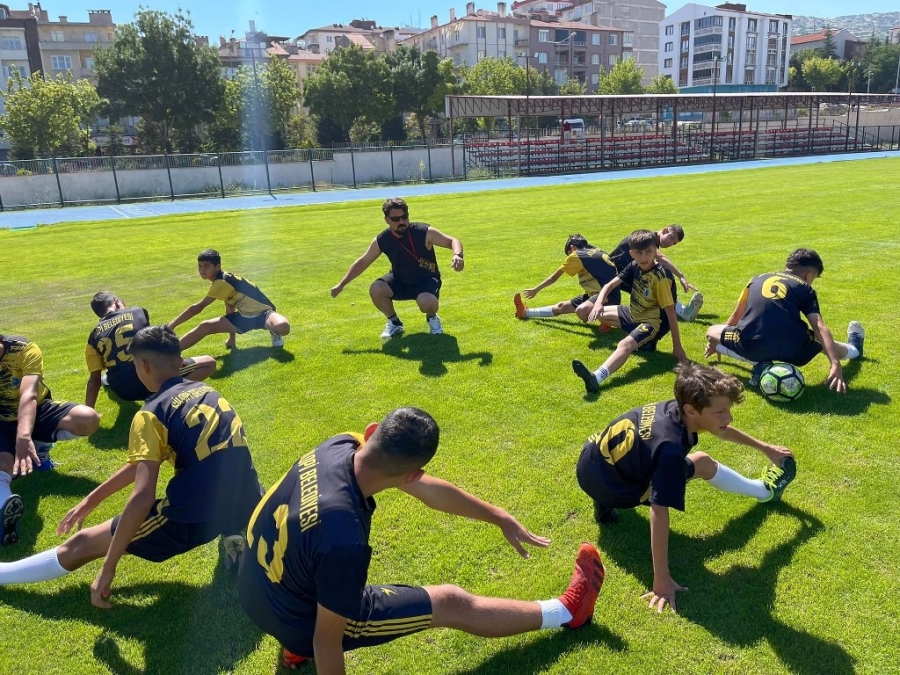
[498,516,550,559]
[641,577,687,613]
[13,436,39,477]
[673,346,689,365]
[58,498,95,535]
[91,567,116,609]
[826,362,847,393]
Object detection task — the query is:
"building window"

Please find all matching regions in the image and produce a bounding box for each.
[681,22,690,36]
[477,49,485,59]
[746,36,756,50]
[51,55,72,71]
[681,39,689,52]
[50,30,65,42]
[326,35,332,42]
[608,34,617,46]
[498,27,506,38]
[744,69,754,84]
[694,16,723,30]
[591,53,599,65]
[623,33,633,47]
[591,72,599,84]
[0,8,6,19]
[747,19,757,32]
[538,29,549,42]
[537,51,548,64]
[680,55,688,68]
[608,54,617,65]
[0,36,23,50]
[513,29,518,40]
[729,17,736,30]
[768,20,778,33]
[477,26,486,38]
[84,57,95,69]
[664,58,673,68]
[664,42,673,52]
[5,65,27,78]
[498,50,506,58]
[585,3,592,12]
[592,33,600,45]
[623,52,633,61]
[84,32,98,42]
[665,25,674,35]
[782,21,788,34]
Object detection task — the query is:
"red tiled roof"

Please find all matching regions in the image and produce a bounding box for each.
[790,30,830,45]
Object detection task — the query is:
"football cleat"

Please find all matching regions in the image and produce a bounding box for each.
[426,315,443,335]
[847,321,864,359]
[514,293,528,320]
[572,360,600,394]
[682,292,704,322]
[1,494,24,546]
[559,543,605,629]
[598,323,613,333]
[282,648,310,669]
[760,456,797,503]
[380,320,404,340]
[749,361,772,388]
[33,443,57,471]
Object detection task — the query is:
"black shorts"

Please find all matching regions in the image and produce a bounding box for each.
[719,327,823,366]
[243,583,433,658]
[107,358,199,402]
[617,306,670,348]
[379,273,441,301]
[223,310,273,334]
[576,442,695,508]
[571,287,621,309]
[110,498,221,563]
[0,399,77,455]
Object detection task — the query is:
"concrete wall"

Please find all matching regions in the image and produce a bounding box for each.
[0,146,465,208]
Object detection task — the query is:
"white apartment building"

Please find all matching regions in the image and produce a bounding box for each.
[659,2,792,91]
[560,0,664,84]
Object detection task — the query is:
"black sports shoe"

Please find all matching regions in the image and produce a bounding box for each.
[593,501,619,525]
[847,321,865,359]
[1,494,24,546]
[749,361,772,388]
[572,360,600,394]
[760,456,797,503]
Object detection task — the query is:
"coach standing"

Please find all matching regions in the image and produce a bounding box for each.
[331,198,464,339]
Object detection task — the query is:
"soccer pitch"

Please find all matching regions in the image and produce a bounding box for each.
[1,158,898,674]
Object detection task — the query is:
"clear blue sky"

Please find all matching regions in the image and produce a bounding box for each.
[45,0,900,41]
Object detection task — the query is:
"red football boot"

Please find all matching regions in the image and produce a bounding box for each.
[559,543,605,629]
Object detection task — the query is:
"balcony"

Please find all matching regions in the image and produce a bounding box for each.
[694,26,723,38]
[515,38,529,46]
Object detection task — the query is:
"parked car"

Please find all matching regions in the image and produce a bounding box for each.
[621,118,653,129]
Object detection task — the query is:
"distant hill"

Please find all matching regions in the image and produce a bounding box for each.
[792,12,900,41]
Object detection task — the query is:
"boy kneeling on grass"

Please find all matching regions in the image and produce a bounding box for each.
[576,363,796,613]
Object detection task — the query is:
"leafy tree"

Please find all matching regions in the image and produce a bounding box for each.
[802,55,842,91]
[599,58,645,94]
[0,71,101,158]
[204,77,242,152]
[461,56,525,96]
[821,29,838,60]
[385,45,456,139]
[645,74,678,94]
[558,77,587,95]
[303,44,393,143]
[93,9,224,152]
[858,40,900,93]
[282,111,318,148]
[788,48,819,90]
[135,118,166,154]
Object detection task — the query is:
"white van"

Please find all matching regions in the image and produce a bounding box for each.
[562,118,586,140]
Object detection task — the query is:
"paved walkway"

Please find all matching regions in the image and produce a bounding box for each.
[1,151,897,230]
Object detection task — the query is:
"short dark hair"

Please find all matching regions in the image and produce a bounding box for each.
[667,224,685,242]
[129,325,182,361]
[628,229,659,251]
[785,248,824,276]
[90,291,118,318]
[198,249,221,266]
[367,407,439,476]
[674,363,744,414]
[382,198,409,217]
[565,234,589,254]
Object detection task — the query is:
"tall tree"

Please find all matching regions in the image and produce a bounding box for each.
[821,29,839,60]
[302,44,393,143]
[599,58,645,94]
[0,71,101,158]
[93,9,224,151]
[788,48,819,90]
[645,74,678,94]
[558,77,587,95]
[461,56,526,96]
[385,45,456,139]
[802,55,842,91]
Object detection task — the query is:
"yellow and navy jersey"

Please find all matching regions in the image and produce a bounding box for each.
[239,433,375,623]
[0,336,50,423]
[207,271,275,316]
[85,306,150,385]
[376,223,439,284]
[608,236,633,272]
[560,248,618,295]
[736,272,821,344]
[583,400,698,511]
[128,376,261,527]
[617,261,676,323]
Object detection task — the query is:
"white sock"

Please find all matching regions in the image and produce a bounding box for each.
[537,598,573,629]
[526,307,555,318]
[593,366,610,383]
[707,463,771,501]
[716,344,755,364]
[835,341,859,360]
[0,471,11,502]
[53,430,81,442]
[675,301,686,319]
[0,547,68,585]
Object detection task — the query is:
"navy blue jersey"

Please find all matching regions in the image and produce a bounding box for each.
[85,306,150,390]
[377,223,439,285]
[735,272,821,345]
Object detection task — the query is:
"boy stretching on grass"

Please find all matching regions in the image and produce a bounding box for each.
[168,249,291,350]
[238,407,606,670]
[0,326,263,607]
[576,363,796,613]
[572,229,687,394]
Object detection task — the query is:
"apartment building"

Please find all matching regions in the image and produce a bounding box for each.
[288,49,325,87]
[296,20,418,56]
[404,2,625,92]
[790,28,865,61]
[659,3,792,91]
[560,0,664,84]
[891,26,899,45]
[36,6,115,83]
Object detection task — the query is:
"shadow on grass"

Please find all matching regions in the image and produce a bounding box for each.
[598,503,855,675]
[2,472,100,558]
[344,334,492,377]
[572,351,679,402]
[1,563,264,674]
[530,318,608,340]
[449,623,627,675]
[90,393,141,450]
[211,345,295,380]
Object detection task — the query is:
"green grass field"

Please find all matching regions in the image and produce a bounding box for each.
[1,158,898,675]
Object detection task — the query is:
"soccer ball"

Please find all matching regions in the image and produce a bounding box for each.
[758,362,805,403]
